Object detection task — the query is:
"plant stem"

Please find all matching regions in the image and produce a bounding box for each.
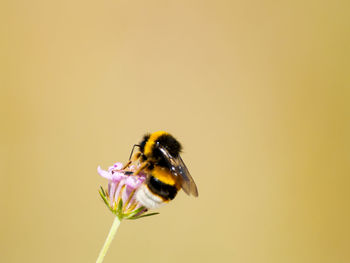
[96,216,121,263]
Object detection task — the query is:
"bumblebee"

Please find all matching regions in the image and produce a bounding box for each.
[123,131,198,209]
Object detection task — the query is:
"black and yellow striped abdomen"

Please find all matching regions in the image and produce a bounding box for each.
[146,166,180,201]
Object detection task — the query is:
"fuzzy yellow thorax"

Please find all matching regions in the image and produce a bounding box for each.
[144,131,168,156]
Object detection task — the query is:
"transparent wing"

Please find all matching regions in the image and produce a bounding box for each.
[157,145,198,197]
[177,155,199,197]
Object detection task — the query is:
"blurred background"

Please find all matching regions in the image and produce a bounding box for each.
[1,0,349,262]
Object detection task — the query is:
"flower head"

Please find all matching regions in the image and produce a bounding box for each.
[98,162,159,220]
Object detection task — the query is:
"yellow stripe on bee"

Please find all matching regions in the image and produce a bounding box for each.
[152,167,178,186]
[144,131,169,156]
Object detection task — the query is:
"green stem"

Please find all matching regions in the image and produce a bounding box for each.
[96,216,121,263]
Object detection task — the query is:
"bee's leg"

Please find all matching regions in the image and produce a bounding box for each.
[121,161,132,170]
[122,152,141,170]
[133,161,149,175]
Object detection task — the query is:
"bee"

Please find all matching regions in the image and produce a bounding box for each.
[123,131,198,209]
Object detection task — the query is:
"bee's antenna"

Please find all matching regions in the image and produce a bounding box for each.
[129,144,141,160]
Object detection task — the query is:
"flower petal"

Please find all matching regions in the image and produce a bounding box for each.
[97,166,112,180]
[125,175,144,189]
[108,162,123,172]
[114,179,125,201]
[108,181,118,205]
[110,171,126,182]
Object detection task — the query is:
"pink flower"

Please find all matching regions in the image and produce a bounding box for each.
[98,162,159,220]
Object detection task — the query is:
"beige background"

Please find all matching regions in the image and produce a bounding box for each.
[1,0,350,262]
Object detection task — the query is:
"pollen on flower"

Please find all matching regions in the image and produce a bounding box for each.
[98,162,159,220]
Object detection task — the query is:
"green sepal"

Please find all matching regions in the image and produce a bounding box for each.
[123,206,146,219]
[99,187,111,210]
[128,212,160,220]
[99,187,121,216]
[100,186,106,197]
[117,198,123,213]
[113,198,123,218]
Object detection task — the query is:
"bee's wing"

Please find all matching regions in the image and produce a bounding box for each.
[177,155,199,197]
[157,146,199,197]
